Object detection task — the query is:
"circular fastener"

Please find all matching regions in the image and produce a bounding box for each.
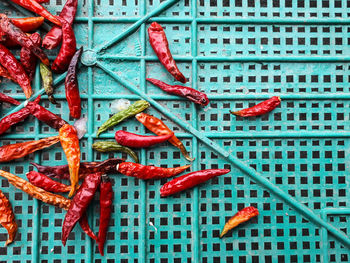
[81,49,97,66]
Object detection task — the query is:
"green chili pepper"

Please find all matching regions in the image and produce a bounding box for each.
[92,141,139,163]
[96,100,150,136]
[40,63,56,104]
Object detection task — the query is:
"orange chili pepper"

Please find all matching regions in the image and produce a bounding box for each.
[0,189,17,246]
[10,16,44,32]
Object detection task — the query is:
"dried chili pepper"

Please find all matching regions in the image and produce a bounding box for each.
[148,22,186,83]
[98,174,112,256]
[114,130,173,148]
[0,189,17,246]
[97,100,150,137]
[0,64,14,82]
[0,135,59,162]
[0,169,71,210]
[160,169,230,197]
[20,32,41,81]
[92,141,139,163]
[39,63,56,104]
[0,14,49,66]
[79,213,97,241]
[35,0,49,3]
[0,92,20,106]
[62,172,102,246]
[230,96,281,117]
[42,0,78,50]
[136,113,194,161]
[65,47,82,119]
[117,162,191,180]
[59,124,80,197]
[147,78,209,106]
[31,158,125,180]
[10,16,44,32]
[10,0,61,26]
[0,43,32,98]
[51,17,76,73]
[220,206,259,238]
[26,171,70,193]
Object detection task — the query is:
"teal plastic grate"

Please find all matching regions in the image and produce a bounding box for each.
[0,0,350,262]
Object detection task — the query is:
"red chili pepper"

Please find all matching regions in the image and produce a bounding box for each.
[0,93,20,105]
[10,0,61,26]
[10,17,44,32]
[148,22,186,83]
[42,0,78,50]
[220,206,259,238]
[0,43,32,98]
[79,213,97,241]
[20,32,41,81]
[230,96,281,117]
[62,172,102,246]
[26,171,71,193]
[147,78,209,106]
[65,47,82,119]
[114,130,174,148]
[35,0,49,3]
[0,189,17,246]
[117,162,191,180]
[0,64,14,82]
[97,174,113,255]
[51,17,76,73]
[160,169,230,197]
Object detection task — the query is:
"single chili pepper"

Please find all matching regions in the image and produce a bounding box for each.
[0,135,59,162]
[62,172,102,246]
[9,0,61,26]
[147,78,209,106]
[26,171,71,193]
[97,174,113,255]
[59,124,80,197]
[148,22,186,83]
[0,64,14,82]
[42,0,78,50]
[0,169,71,210]
[230,96,281,117]
[114,130,174,148]
[51,17,76,73]
[220,206,259,238]
[20,32,41,81]
[35,0,49,3]
[10,16,44,32]
[160,169,230,197]
[0,92,20,105]
[39,63,56,104]
[79,213,98,241]
[31,158,125,180]
[0,14,49,66]
[0,43,32,98]
[0,189,17,246]
[92,141,139,163]
[135,113,194,161]
[117,162,191,180]
[65,47,82,118]
[97,100,150,136]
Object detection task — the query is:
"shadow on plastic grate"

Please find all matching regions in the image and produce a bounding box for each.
[0,0,350,262]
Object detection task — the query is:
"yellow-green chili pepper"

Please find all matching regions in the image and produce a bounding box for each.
[40,62,56,104]
[92,141,139,163]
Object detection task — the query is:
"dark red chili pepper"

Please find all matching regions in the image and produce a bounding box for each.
[0,93,20,106]
[26,171,71,193]
[65,47,82,119]
[62,172,102,246]
[10,16,44,32]
[42,0,78,50]
[230,96,281,117]
[160,169,231,197]
[0,64,14,82]
[97,174,113,256]
[114,130,173,148]
[148,22,186,83]
[35,0,49,3]
[147,78,209,106]
[0,43,32,99]
[79,213,97,241]
[51,17,76,73]
[20,32,42,81]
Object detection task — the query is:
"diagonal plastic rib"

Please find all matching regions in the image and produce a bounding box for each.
[97,61,350,249]
[94,0,181,54]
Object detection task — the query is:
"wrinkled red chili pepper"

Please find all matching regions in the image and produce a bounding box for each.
[220,206,259,238]
[62,172,102,246]
[147,78,209,106]
[0,92,20,105]
[42,0,78,49]
[230,96,281,117]
[20,32,41,81]
[117,162,191,180]
[79,213,97,241]
[97,174,113,255]
[0,43,32,98]
[26,171,71,193]
[10,16,44,32]
[52,17,76,73]
[160,169,230,197]
[0,189,17,246]
[114,130,173,148]
[65,47,82,119]
[0,64,14,82]
[148,22,186,83]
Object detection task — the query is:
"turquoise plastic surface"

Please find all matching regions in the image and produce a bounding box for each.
[0,0,350,262]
